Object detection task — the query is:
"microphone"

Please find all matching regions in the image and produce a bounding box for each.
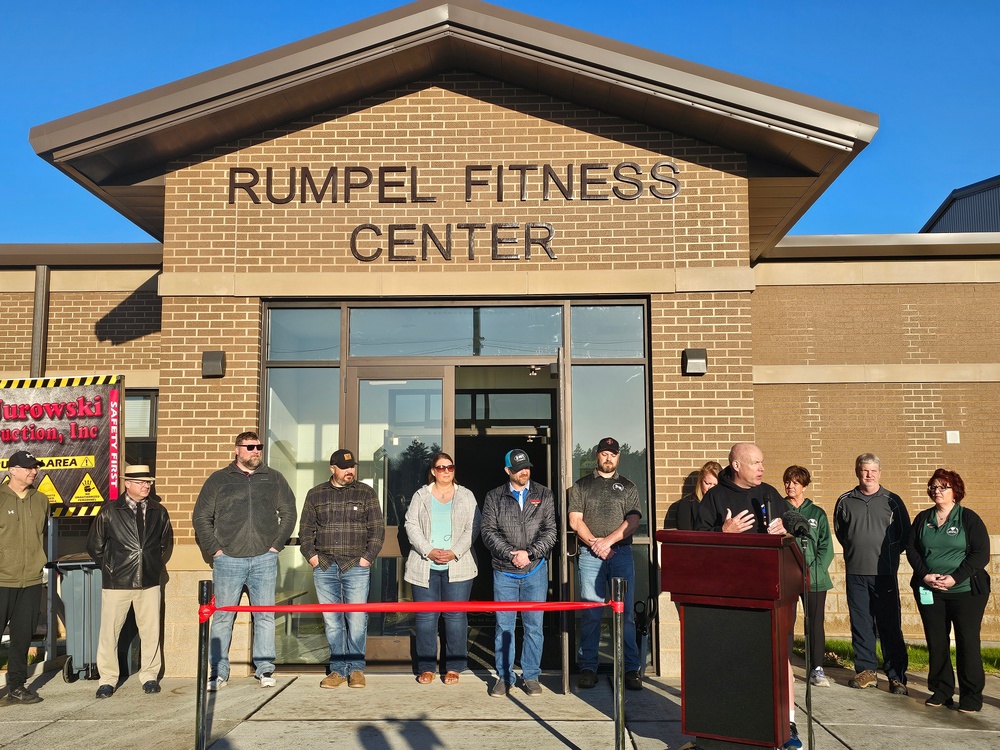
[782,510,811,538]
[758,493,771,533]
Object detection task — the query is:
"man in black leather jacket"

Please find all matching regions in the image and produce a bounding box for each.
[86,465,172,698]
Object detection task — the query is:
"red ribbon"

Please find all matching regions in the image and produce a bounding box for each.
[206,600,608,616]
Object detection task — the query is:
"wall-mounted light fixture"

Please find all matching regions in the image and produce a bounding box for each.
[681,348,708,376]
[201,350,226,379]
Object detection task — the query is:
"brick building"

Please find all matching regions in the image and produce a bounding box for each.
[4,0,997,680]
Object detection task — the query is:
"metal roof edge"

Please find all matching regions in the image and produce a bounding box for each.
[0,243,163,267]
[770,232,1000,260]
[29,0,877,159]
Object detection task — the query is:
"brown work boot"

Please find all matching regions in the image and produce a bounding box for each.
[320,673,346,689]
[348,670,366,688]
[847,669,877,689]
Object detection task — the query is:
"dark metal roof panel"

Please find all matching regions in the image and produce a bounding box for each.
[922,175,1000,233]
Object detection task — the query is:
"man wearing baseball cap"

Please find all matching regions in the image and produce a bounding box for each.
[569,437,643,690]
[481,448,556,697]
[299,448,385,689]
[1,451,49,705]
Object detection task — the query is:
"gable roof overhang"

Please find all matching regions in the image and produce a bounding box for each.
[29,0,877,260]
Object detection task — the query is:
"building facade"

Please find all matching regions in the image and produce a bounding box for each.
[5,1,996,678]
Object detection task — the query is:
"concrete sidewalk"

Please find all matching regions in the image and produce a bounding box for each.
[2,663,998,749]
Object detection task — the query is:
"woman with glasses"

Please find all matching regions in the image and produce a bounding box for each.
[404,452,481,685]
[905,468,991,712]
[782,465,834,687]
[675,460,722,530]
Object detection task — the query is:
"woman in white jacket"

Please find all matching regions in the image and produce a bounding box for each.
[404,451,481,684]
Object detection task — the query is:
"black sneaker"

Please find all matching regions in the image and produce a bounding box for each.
[6,686,43,705]
[783,722,802,749]
[925,694,953,707]
[577,669,598,689]
[624,670,643,691]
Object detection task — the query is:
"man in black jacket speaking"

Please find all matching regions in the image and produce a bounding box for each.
[697,442,784,534]
[87,464,172,698]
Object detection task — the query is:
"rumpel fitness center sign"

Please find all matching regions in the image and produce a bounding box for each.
[0,376,122,506]
[228,160,681,262]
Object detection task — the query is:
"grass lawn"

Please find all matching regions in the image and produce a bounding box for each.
[793,638,1000,675]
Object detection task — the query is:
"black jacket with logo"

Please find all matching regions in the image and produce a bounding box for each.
[696,465,781,533]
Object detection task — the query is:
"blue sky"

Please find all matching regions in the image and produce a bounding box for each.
[3,1,999,243]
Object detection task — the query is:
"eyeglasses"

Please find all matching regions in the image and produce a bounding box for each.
[433,465,456,472]
[928,485,952,494]
[125,480,151,486]
[238,444,264,452]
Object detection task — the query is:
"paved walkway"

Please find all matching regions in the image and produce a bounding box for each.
[2,663,998,749]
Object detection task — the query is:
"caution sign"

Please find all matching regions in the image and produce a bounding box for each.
[36,474,64,505]
[70,472,106,504]
[0,375,121,506]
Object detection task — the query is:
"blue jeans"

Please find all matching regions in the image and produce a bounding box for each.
[210,551,277,680]
[313,563,371,677]
[412,568,474,674]
[577,547,639,672]
[493,559,548,683]
[845,573,908,682]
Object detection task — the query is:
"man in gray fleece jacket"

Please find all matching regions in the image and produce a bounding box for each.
[192,431,296,691]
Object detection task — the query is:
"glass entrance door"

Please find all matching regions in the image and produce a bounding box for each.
[346,366,453,663]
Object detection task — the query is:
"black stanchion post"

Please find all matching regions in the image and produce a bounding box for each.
[612,577,627,750]
[195,580,213,750]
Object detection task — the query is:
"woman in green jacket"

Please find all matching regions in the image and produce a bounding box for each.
[783,465,834,687]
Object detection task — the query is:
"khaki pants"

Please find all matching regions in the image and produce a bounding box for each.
[96,586,162,686]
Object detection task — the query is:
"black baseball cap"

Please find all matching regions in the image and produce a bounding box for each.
[330,449,357,469]
[7,450,45,469]
[505,449,533,472]
[595,437,620,455]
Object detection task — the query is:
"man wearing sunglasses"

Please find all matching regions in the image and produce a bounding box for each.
[193,431,296,691]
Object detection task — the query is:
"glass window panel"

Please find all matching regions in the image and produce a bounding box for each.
[477,306,562,356]
[571,364,649,536]
[488,392,552,420]
[265,367,340,535]
[455,393,473,421]
[350,308,473,357]
[571,305,644,359]
[349,306,561,357]
[358,378,443,526]
[124,394,153,438]
[268,308,340,361]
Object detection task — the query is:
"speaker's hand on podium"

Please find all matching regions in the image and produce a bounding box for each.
[722,508,755,533]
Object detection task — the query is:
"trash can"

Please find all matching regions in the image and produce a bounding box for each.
[49,553,102,682]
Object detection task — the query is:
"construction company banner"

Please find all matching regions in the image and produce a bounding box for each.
[0,376,122,508]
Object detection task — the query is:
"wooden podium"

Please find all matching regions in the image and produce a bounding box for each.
[656,530,805,749]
